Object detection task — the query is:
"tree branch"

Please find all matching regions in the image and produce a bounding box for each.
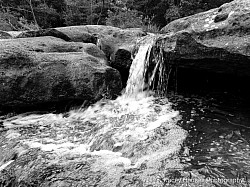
[25,0,39,29]
[0,5,33,13]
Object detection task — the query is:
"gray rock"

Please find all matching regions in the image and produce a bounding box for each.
[0,36,122,109]
[55,26,147,87]
[159,0,250,76]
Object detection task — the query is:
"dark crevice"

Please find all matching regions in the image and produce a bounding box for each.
[168,66,250,105]
[175,58,250,77]
[115,67,130,88]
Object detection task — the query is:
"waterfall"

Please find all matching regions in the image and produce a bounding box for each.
[1,34,187,184]
[125,34,172,97]
[124,35,156,97]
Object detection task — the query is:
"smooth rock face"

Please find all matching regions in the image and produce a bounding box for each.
[56,25,147,87]
[0,36,122,109]
[1,36,83,53]
[0,36,107,65]
[10,26,147,84]
[160,0,250,76]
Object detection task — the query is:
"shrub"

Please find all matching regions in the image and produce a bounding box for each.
[0,9,39,31]
[164,5,181,23]
[106,8,161,33]
[106,8,144,29]
[18,17,40,30]
[0,9,21,30]
[142,16,161,33]
[63,5,87,26]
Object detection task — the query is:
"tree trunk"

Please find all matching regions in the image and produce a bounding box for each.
[28,0,39,29]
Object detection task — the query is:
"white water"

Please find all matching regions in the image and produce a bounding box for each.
[125,36,156,97]
[1,35,186,173]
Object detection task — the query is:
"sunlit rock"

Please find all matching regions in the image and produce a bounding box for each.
[160,0,250,76]
[0,36,122,111]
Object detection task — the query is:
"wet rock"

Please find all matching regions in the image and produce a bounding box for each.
[0,147,105,187]
[160,0,250,76]
[98,27,146,65]
[99,27,146,86]
[0,36,122,111]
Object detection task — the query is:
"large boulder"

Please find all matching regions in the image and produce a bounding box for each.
[13,26,147,85]
[56,25,146,63]
[97,27,147,86]
[56,26,147,86]
[159,0,250,76]
[0,36,122,111]
[1,36,83,53]
[0,36,107,63]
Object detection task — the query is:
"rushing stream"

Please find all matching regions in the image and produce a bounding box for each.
[1,35,250,186]
[1,35,186,186]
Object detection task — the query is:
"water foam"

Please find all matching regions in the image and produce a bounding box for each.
[125,36,156,97]
[1,35,186,171]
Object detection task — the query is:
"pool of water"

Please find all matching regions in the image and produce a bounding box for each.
[165,89,250,186]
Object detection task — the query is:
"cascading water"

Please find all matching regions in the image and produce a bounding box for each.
[2,34,250,187]
[124,36,155,97]
[0,35,188,186]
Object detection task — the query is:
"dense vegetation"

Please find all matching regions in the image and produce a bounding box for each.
[0,0,233,31]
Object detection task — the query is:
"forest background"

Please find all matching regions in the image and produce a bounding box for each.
[0,0,232,32]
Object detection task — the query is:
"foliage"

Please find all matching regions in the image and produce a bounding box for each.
[0,9,21,30]
[0,8,38,31]
[63,0,109,26]
[63,5,87,26]
[142,17,161,33]
[125,0,169,27]
[106,1,161,32]
[165,5,181,23]
[35,3,61,28]
[0,0,65,29]
[0,0,233,31]
[167,0,234,22]
[106,8,144,28]
[18,17,40,30]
